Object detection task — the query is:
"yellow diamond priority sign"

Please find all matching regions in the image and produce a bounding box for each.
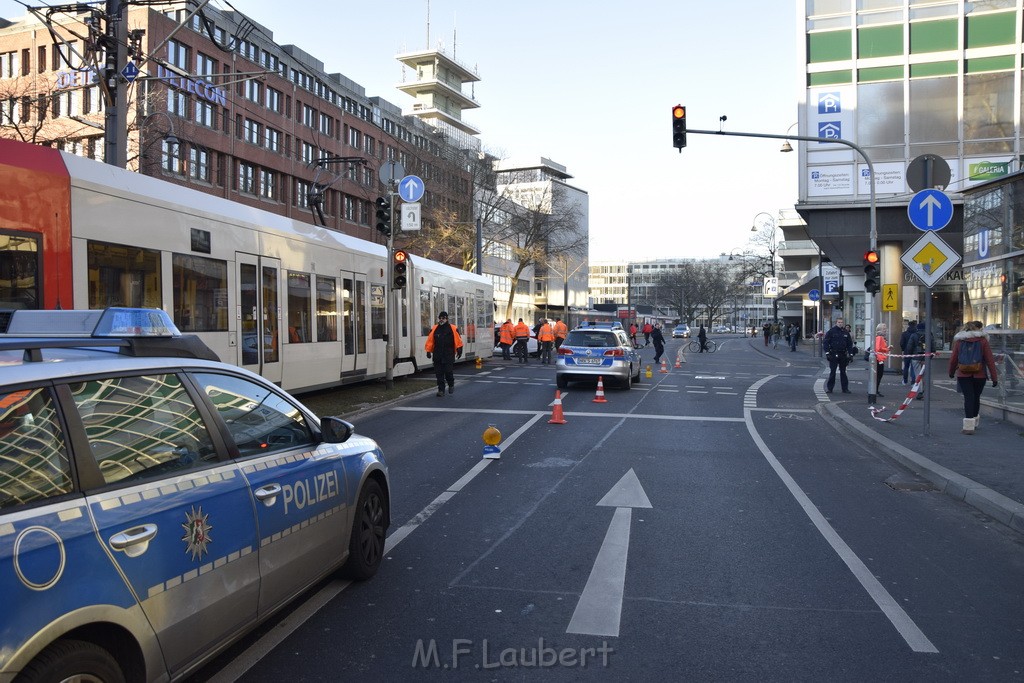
[900,231,960,288]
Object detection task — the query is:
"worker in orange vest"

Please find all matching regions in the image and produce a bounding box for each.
[424,311,463,396]
[498,319,515,360]
[513,318,531,363]
[553,317,568,351]
[538,318,555,364]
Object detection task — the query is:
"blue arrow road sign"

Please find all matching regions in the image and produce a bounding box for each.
[398,175,425,203]
[808,289,821,302]
[121,61,140,83]
[907,189,953,232]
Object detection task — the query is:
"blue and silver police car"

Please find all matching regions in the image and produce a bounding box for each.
[555,321,642,390]
[0,308,390,682]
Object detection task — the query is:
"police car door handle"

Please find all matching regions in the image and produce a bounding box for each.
[255,483,282,506]
[109,524,158,558]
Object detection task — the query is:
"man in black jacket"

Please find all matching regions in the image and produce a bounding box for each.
[425,311,463,396]
[822,316,854,394]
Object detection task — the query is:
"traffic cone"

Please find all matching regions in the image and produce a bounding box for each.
[674,355,682,369]
[660,358,669,373]
[548,390,567,424]
[592,376,608,403]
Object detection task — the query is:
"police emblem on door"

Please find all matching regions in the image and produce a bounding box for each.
[182,506,213,561]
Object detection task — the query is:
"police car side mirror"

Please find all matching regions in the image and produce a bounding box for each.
[320,416,355,444]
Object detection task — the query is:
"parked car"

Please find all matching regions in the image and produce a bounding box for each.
[493,328,539,357]
[556,322,642,389]
[672,324,691,338]
[0,308,390,682]
[713,325,733,333]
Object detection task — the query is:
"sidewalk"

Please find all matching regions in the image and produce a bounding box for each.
[749,335,1024,534]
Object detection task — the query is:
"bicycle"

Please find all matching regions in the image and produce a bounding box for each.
[687,339,717,353]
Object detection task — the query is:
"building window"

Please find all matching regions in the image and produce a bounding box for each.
[189,147,210,182]
[266,87,281,113]
[318,112,332,136]
[239,162,255,194]
[167,89,187,117]
[302,104,316,128]
[167,39,189,70]
[194,100,215,128]
[259,169,276,199]
[196,52,217,77]
[162,140,183,174]
[348,126,361,148]
[300,141,315,165]
[265,127,281,152]
[245,79,262,103]
[344,195,356,221]
[243,118,261,145]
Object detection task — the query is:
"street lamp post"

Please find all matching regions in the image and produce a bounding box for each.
[750,212,779,323]
[688,126,878,404]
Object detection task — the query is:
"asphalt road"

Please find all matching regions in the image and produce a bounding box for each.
[190,336,1024,682]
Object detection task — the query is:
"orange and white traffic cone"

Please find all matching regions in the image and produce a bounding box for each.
[592,376,608,403]
[660,358,669,373]
[548,390,567,424]
[674,355,682,369]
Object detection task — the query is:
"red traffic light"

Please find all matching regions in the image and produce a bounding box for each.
[863,250,879,264]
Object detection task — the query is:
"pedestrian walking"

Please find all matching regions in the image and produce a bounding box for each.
[642,322,653,347]
[498,318,514,360]
[424,311,463,396]
[822,316,853,393]
[553,317,568,351]
[788,323,799,351]
[538,318,555,364]
[651,323,666,364]
[873,323,890,396]
[513,318,531,363]
[844,324,858,357]
[770,321,781,349]
[899,320,917,385]
[762,322,771,347]
[697,324,708,353]
[629,323,638,348]
[948,320,998,435]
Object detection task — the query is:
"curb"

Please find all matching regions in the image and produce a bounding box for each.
[819,401,1024,534]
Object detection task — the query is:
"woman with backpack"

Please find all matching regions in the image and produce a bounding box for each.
[948,320,999,435]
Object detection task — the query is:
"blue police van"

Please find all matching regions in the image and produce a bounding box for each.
[0,308,389,682]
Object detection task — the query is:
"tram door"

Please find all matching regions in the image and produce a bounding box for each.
[340,272,368,378]
[237,253,283,384]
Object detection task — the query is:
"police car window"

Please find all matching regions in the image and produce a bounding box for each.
[192,372,314,458]
[69,374,218,486]
[0,387,73,509]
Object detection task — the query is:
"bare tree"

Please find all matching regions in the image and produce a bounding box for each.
[0,75,101,146]
[493,179,586,321]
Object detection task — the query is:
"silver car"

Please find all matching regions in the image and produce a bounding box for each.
[555,322,642,389]
[0,308,390,682]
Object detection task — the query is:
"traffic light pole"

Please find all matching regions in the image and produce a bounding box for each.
[384,191,397,390]
[687,127,878,404]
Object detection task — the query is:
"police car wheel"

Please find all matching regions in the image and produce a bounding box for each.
[344,479,386,580]
[556,375,568,389]
[623,371,632,390]
[19,639,124,683]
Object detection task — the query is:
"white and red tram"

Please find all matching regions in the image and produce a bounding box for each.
[0,138,493,393]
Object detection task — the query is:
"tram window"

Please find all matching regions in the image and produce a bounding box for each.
[172,254,227,332]
[316,275,338,341]
[87,241,162,309]
[287,271,311,343]
[419,289,431,335]
[355,280,366,354]
[0,231,40,309]
[0,387,72,509]
[370,283,385,340]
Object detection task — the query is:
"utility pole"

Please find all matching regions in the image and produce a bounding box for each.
[103,0,128,167]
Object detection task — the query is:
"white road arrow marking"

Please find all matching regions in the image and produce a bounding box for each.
[567,469,651,637]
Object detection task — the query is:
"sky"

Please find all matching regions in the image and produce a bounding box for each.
[0,0,801,262]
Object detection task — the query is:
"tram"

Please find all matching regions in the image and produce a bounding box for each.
[0,138,493,393]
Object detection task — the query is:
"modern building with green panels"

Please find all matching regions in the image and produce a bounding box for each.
[795,0,1022,353]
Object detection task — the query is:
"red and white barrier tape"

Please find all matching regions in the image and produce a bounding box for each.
[869,365,926,422]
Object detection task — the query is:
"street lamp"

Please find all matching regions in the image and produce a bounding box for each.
[140,111,180,169]
[750,212,779,323]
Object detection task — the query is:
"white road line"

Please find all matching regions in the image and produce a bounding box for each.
[657,389,680,393]
[743,403,938,653]
[566,507,632,637]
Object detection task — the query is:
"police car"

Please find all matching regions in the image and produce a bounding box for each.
[555,321,643,390]
[0,308,390,682]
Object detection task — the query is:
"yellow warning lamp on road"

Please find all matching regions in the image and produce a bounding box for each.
[482,424,501,460]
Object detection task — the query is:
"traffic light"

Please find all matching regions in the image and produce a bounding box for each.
[835,285,844,310]
[672,104,687,151]
[393,249,408,289]
[863,250,880,294]
[1000,273,1009,294]
[375,196,391,237]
